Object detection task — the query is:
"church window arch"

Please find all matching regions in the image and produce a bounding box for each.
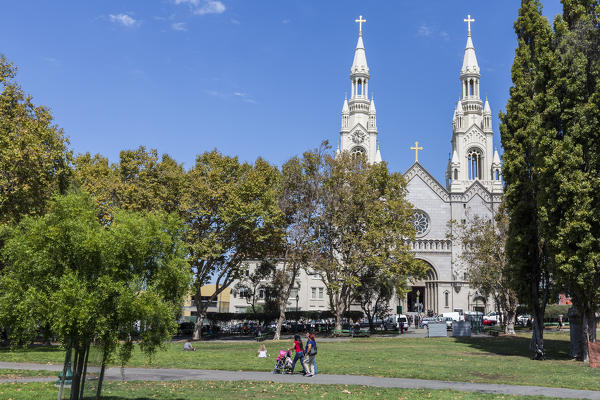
[444,291,449,308]
[469,80,474,96]
[453,169,458,180]
[495,169,500,181]
[351,146,366,159]
[467,148,483,180]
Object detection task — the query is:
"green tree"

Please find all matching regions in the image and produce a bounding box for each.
[272,145,326,340]
[537,0,600,361]
[182,151,283,340]
[233,260,276,317]
[73,147,186,223]
[499,0,556,359]
[353,269,400,332]
[313,152,424,330]
[0,55,71,226]
[0,192,190,399]
[452,203,519,335]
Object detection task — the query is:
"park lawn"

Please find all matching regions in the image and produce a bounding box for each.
[0,380,555,400]
[1,332,599,390]
[0,369,56,379]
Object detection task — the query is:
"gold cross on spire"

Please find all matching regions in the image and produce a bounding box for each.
[410,141,423,162]
[355,15,366,34]
[464,14,475,34]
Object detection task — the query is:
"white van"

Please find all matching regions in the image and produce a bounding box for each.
[442,312,462,322]
[384,314,408,330]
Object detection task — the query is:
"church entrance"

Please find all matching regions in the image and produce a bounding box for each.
[406,262,438,315]
[407,287,425,313]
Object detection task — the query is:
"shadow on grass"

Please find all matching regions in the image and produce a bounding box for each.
[454,334,571,360]
[83,398,186,400]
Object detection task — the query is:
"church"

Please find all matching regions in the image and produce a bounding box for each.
[202,15,504,318]
[335,15,503,316]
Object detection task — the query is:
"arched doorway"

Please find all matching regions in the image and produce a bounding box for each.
[406,261,438,315]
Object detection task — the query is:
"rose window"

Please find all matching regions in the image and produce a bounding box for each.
[412,210,430,237]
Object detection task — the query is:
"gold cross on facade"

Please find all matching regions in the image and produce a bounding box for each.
[464,14,475,34]
[355,15,366,34]
[410,141,423,162]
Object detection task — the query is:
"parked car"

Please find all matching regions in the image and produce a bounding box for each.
[483,312,500,323]
[384,314,408,331]
[443,317,454,330]
[419,317,438,328]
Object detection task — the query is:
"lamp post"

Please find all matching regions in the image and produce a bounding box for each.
[295,294,300,323]
[467,291,471,312]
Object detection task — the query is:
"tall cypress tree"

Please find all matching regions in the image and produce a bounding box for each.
[500,0,556,359]
[540,0,600,361]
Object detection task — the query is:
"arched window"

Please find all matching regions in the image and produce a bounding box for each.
[467,148,483,180]
[495,169,500,180]
[454,169,458,180]
[351,146,366,159]
[469,80,474,97]
[444,291,449,307]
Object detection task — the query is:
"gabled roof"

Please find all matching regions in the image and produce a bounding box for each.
[403,162,450,202]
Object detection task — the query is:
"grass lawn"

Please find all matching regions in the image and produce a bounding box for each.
[1,331,598,390]
[0,369,56,379]
[0,380,556,400]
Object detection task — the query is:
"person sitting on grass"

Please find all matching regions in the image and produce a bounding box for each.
[184,340,196,351]
[257,344,268,358]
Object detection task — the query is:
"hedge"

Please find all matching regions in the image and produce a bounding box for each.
[191,310,364,324]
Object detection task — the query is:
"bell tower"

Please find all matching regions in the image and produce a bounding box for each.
[338,15,381,163]
[447,15,502,193]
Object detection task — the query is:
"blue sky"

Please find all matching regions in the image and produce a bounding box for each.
[1,1,562,184]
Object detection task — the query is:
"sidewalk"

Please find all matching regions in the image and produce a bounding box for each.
[1,361,599,400]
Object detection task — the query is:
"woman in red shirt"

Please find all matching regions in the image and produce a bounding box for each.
[288,334,306,374]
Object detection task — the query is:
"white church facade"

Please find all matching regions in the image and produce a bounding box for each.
[226,15,503,317]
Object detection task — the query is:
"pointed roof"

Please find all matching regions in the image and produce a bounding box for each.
[369,97,376,113]
[493,148,501,165]
[461,30,480,75]
[375,143,382,163]
[484,98,491,114]
[451,150,459,164]
[342,97,349,114]
[351,33,369,75]
[456,99,464,114]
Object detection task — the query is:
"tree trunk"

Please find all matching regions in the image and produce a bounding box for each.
[70,346,80,400]
[193,312,206,341]
[274,295,287,341]
[79,342,90,400]
[334,300,344,331]
[96,350,108,400]
[504,307,516,335]
[367,313,374,333]
[530,305,545,360]
[57,341,71,400]
[568,306,582,359]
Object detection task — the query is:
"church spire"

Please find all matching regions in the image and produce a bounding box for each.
[339,16,379,164]
[461,15,480,77]
[350,15,369,99]
[459,14,482,114]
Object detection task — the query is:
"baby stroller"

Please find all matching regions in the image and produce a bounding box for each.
[272,350,292,374]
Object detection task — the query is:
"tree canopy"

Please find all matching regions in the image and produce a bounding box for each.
[0,55,71,226]
[0,192,190,398]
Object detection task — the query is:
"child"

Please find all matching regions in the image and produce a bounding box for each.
[257,344,268,358]
[183,340,196,351]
